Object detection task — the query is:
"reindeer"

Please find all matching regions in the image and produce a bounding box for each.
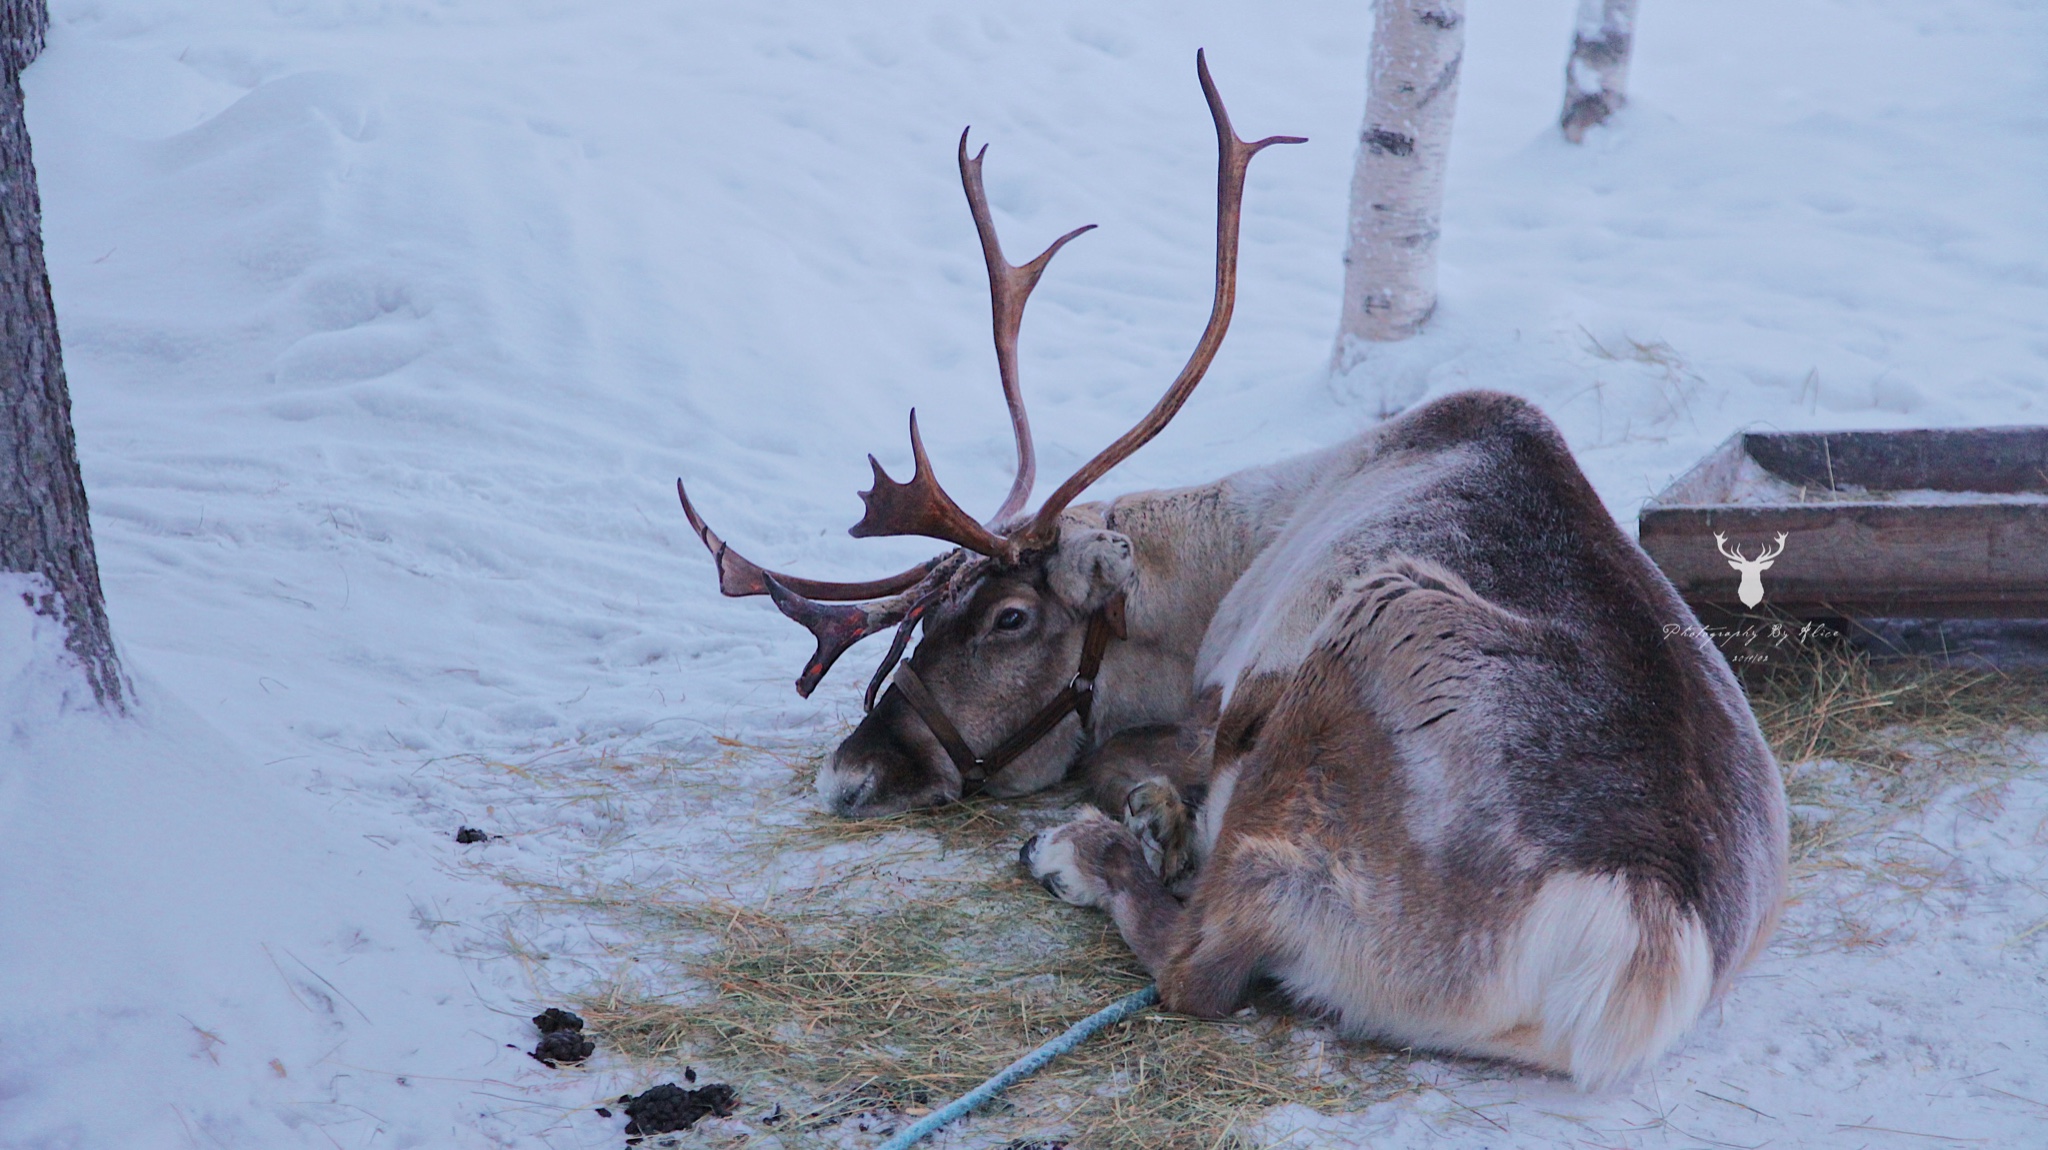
[1715,531,1788,608]
[674,54,1787,1088]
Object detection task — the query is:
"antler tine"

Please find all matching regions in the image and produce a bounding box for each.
[958,129,1097,526]
[763,576,915,697]
[1024,49,1304,544]
[678,478,941,600]
[850,411,1022,562]
[864,602,930,712]
[764,551,967,697]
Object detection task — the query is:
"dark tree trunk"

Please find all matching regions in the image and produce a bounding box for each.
[0,0,127,710]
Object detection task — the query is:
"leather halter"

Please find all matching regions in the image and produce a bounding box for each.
[889,595,1126,798]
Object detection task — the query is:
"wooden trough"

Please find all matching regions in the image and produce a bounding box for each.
[1638,427,2048,619]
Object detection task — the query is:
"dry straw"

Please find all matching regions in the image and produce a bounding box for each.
[1740,638,2046,867]
[572,795,1417,1149]
[467,637,2044,1149]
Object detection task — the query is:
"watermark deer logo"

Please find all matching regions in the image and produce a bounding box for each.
[1714,532,1787,608]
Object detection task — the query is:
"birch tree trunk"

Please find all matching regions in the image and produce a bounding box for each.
[1559,0,1638,142]
[0,0,128,710]
[1333,0,1465,364]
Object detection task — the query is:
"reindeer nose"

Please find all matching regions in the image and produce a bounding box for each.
[830,775,874,817]
[1019,832,1043,868]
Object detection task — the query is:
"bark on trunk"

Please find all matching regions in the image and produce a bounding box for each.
[1333,0,1465,363]
[1560,0,1638,143]
[0,0,127,710]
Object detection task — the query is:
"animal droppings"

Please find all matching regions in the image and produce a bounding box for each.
[531,1030,594,1066]
[528,1006,594,1066]
[532,1007,585,1033]
[619,1082,738,1138]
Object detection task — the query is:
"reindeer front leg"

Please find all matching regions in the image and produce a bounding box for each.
[1075,689,1221,888]
[1020,814,1260,1017]
[1022,811,1179,970]
[1075,723,1213,890]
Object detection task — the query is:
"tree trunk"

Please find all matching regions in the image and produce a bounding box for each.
[1332,0,1465,366]
[0,0,127,710]
[1560,0,1638,143]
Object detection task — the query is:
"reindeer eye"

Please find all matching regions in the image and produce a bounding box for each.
[993,606,1030,632]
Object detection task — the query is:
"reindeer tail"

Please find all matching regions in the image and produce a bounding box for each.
[1510,872,1716,1090]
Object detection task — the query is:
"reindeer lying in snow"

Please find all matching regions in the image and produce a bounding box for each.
[675,54,1787,1089]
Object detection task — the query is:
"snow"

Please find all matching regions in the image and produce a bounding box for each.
[4,0,2045,1146]
[1664,437,2048,507]
[2,583,582,1147]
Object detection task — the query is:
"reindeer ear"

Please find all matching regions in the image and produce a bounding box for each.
[1046,526,1136,611]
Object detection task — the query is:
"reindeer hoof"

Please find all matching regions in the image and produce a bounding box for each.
[1021,811,1116,907]
[1122,777,1196,888]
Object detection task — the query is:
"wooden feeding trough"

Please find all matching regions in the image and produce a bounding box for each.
[1639,427,2048,619]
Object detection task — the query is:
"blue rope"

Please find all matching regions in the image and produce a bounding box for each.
[876,984,1160,1150]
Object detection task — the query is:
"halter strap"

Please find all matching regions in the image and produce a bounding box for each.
[891,595,1126,797]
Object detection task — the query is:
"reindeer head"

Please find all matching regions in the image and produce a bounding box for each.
[674,53,1300,816]
[1714,531,1788,608]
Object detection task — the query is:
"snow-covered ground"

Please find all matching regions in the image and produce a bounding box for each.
[4,0,2045,1145]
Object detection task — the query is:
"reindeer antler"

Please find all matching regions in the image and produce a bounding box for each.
[959,130,1098,526]
[762,553,967,697]
[850,138,1096,557]
[850,411,1022,562]
[1713,531,1744,563]
[1756,532,1789,562]
[677,479,941,600]
[1023,50,1305,544]
[675,51,1301,696]
[677,479,968,695]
